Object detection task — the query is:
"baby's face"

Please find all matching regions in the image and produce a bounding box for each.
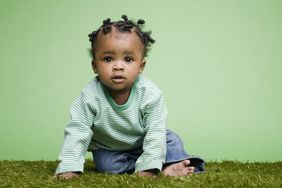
[92,28,145,96]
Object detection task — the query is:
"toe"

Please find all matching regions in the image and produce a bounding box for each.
[183,160,191,166]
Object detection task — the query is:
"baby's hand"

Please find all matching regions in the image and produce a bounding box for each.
[137,170,157,177]
[56,172,79,180]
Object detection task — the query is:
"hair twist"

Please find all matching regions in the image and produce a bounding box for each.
[89,15,155,58]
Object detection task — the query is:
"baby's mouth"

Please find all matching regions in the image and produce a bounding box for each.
[111,75,126,83]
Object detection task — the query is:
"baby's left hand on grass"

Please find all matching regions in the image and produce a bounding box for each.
[136,170,157,177]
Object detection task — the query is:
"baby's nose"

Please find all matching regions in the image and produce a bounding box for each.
[113,61,124,71]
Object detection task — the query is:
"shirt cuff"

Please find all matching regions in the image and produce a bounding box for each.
[55,161,84,175]
[135,159,163,172]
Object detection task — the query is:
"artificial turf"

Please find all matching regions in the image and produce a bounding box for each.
[0,160,281,188]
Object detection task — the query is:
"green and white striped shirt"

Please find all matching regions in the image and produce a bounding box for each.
[55,75,167,174]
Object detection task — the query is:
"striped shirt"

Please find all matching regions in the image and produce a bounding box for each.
[55,75,167,174]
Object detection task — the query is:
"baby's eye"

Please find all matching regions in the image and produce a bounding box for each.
[125,57,133,63]
[103,56,113,62]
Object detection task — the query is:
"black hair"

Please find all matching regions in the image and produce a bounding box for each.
[88,15,155,59]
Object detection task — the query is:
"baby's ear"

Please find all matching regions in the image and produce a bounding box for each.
[140,60,146,73]
[91,60,98,74]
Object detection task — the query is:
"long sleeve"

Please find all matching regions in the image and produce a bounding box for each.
[135,93,167,172]
[55,90,94,175]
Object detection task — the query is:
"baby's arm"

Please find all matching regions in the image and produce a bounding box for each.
[135,93,167,174]
[55,90,94,177]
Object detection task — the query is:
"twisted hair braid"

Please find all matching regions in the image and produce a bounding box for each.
[88,15,155,58]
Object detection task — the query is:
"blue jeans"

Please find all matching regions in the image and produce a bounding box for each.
[92,129,205,173]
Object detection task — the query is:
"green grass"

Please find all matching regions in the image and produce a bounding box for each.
[0,160,281,188]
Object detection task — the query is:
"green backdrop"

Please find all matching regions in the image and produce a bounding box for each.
[0,0,281,162]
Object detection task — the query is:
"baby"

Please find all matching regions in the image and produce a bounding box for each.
[55,15,204,179]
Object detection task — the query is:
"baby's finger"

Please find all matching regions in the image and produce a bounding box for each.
[58,174,70,180]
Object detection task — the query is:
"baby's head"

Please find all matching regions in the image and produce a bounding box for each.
[88,16,155,99]
[88,15,155,60]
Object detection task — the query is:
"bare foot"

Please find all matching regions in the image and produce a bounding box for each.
[162,160,195,177]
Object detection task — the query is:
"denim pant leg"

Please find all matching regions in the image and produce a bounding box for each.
[165,129,205,173]
[92,129,205,174]
[92,147,143,174]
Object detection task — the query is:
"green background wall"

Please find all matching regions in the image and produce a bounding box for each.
[0,0,281,162]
